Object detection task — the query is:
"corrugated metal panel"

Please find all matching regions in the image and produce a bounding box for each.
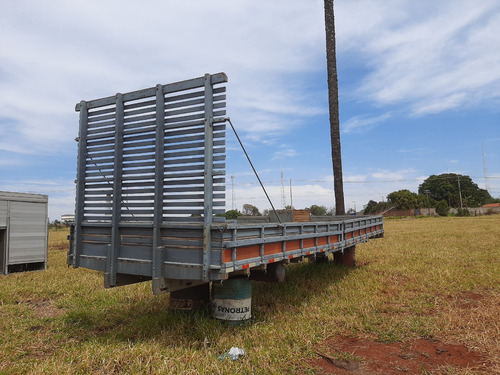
[0,200,7,226]
[8,201,48,264]
[0,191,48,203]
[0,192,48,274]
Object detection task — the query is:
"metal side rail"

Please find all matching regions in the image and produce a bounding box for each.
[216,216,383,274]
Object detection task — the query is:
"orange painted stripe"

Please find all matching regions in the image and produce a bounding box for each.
[235,245,260,261]
[264,242,282,255]
[330,235,338,243]
[287,240,301,251]
[223,249,232,263]
[317,237,328,246]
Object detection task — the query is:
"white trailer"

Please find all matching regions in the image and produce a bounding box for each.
[0,191,48,275]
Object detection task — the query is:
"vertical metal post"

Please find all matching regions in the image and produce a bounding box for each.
[152,84,166,293]
[202,74,214,281]
[106,94,124,288]
[74,101,88,268]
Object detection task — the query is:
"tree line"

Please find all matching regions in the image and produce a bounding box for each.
[364,173,498,216]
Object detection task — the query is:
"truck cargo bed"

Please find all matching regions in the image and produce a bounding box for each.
[68,73,383,294]
[69,215,383,293]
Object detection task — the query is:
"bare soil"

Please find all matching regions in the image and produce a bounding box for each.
[310,336,489,374]
[308,290,498,374]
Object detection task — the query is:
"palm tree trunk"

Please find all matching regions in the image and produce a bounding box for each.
[324,0,345,215]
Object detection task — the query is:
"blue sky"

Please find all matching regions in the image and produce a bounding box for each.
[1,0,499,220]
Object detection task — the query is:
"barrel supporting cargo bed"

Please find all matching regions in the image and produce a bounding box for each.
[67,72,384,303]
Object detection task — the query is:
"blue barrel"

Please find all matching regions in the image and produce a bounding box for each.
[211,278,252,324]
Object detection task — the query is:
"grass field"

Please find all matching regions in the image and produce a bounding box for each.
[0,216,499,374]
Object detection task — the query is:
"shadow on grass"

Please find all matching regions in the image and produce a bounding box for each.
[252,260,353,320]
[61,261,354,346]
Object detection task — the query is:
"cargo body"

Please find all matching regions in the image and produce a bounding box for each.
[67,73,383,294]
[0,191,48,275]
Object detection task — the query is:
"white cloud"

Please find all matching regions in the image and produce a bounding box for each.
[0,0,326,155]
[343,112,392,133]
[337,0,500,116]
[371,169,416,181]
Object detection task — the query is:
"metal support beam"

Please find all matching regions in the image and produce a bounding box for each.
[106,93,124,288]
[74,101,88,268]
[202,74,214,281]
[152,84,166,294]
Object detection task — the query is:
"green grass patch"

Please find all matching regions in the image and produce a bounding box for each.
[0,217,499,373]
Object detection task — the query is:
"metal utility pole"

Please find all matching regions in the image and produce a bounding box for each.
[424,189,431,216]
[324,0,345,215]
[231,175,235,210]
[482,143,491,192]
[280,166,286,209]
[457,176,463,209]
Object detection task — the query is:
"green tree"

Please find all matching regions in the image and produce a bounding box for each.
[419,174,491,207]
[363,200,394,215]
[242,204,261,216]
[363,200,378,214]
[225,209,241,220]
[435,200,450,216]
[387,189,419,210]
[309,204,328,216]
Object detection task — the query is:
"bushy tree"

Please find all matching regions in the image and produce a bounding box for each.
[363,200,394,215]
[387,189,419,210]
[435,200,450,216]
[242,204,261,216]
[225,209,241,220]
[363,200,378,214]
[308,204,328,216]
[419,174,491,207]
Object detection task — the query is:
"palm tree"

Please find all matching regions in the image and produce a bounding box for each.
[324,0,345,215]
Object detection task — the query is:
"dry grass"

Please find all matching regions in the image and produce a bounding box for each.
[0,216,498,374]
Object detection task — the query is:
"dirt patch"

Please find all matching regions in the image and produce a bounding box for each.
[444,291,485,310]
[309,336,490,374]
[23,299,64,318]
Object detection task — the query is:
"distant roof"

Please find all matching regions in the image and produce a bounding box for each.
[482,203,500,208]
[0,191,48,203]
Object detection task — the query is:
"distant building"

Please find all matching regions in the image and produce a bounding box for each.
[482,203,500,208]
[61,214,75,223]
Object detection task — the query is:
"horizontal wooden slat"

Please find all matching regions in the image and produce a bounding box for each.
[164,171,205,179]
[122,161,155,169]
[87,106,116,118]
[122,140,156,150]
[124,105,156,118]
[124,112,156,124]
[123,132,156,143]
[86,137,115,147]
[122,146,155,156]
[123,121,156,132]
[86,145,115,154]
[87,118,116,128]
[121,174,155,181]
[121,188,155,195]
